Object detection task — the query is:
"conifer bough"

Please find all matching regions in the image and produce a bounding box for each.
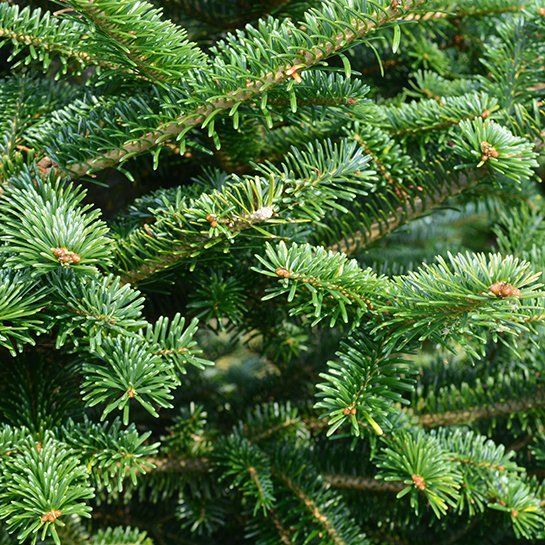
[37,0,425,179]
[1,0,545,544]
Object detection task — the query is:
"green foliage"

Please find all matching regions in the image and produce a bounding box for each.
[0,357,80,431]
[114,138,374,282]
[64,0,206,83]
[377,429,462,517]
[0,271,47,354]
[367,91,499,141]
[435,428,520,516]
[0,170,112,275]
[143,314,212,373]
[217,435,275,514]
[1,0,545,543]
[27,0,416,178]
[479,13,545,134]
[176,494,226,536]
[0,4,95,73]
[375,425,544,535]
[62,418,158,492]
[188,270,248,327]
[0,76,77,175]
[377,252,543,355]
[50,273,146,350]
[254,241,387,326]
[268,445,368,545]
[235,402,309,445]
[82,336,177,424]
[255,243,544,356]
[0,432,94,545]
[91,527,154,545]
[162,403,211,456]
[453,118,538,181]
[488,480,545,539]
[315,335,417,436]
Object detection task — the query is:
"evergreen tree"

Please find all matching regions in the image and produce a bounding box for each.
[1,0,545,543]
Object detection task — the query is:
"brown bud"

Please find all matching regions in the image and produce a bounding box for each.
[275,267,291,279]
[481,109,491,119]
[412,474,426,490]
[539,7,545,16]
[126,387,136,398]
[205,214,218,228]
[37,156,55,173]
[489,282,521,298]
[480,141,499,162]
[52,247,81,266]
[285,66,303,83]
[41,510,61,523]
[511,509,519,518]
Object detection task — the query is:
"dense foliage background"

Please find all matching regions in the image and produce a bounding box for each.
[1,0,545,544]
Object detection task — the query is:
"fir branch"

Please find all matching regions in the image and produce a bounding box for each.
[217,435,276,514]
[330,117,538,254]
[0,167,112,276]
[0,77,77,178]
[146,456,210,473]
[81,336,178,424]
[92,527,153,545]
[38,0,426,178]
[324,474,404,493]
[329,166,477,255]
[273,471,350,545]
[417,387,545,427]
[254,240,388,327]
[61,418,159,493]
[408,1,525,20]
[315,335,417,437]
[366,92,499,139]
[0,271,47,355]
[0,432,94,545]
[0,3,118,72]
[61,0,207,83]
[266,509,294,545]
[114,138,373,283]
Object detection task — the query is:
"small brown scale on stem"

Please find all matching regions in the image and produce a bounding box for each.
[285,66,303,83]
[143,223,154,237]
[412,474,426,490]
[205,214,218,228]
[41,510,61,523]
[480,141,499,163]
[52,247,81,266]
[489,282,521,298]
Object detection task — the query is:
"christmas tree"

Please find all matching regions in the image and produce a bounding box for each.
[1,0,545,543]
